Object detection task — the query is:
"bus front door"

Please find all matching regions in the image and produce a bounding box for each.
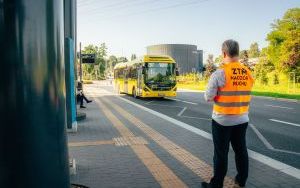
[137,68,142,96]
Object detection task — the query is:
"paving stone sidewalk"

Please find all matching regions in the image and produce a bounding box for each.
[68,84,300,188]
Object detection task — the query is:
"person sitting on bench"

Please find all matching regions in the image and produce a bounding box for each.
[77,89,92,108]
[76,81,92,108]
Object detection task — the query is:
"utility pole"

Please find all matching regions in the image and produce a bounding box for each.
[80,42,82,82]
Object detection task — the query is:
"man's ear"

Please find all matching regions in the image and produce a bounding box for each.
[223,52,226,58]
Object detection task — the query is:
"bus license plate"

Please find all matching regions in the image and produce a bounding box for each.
[158,93,165,97]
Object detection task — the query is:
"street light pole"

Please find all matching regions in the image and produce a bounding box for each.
[80,42,82,82]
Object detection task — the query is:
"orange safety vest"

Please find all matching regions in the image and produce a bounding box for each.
[213,62,254,115]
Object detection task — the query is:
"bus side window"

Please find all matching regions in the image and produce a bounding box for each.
[118,69,122,79]
[128,68,132,79]
[117,70,120,79]
[128,67,136,79]
[124,68,128,79]
[120,68,124,79]
[114,70,118,79]
[133,68,137,79]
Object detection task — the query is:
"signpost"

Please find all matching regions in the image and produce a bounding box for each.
[78,42,96,82]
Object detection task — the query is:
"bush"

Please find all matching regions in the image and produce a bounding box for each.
[260,71,268,85]
[267,71,280,85]
[273,73,279,85]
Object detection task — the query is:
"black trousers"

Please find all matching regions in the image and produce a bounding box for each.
[77,93,89,106]
[210,119,249,188]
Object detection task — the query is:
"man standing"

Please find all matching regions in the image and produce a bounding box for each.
[202,40,254,188]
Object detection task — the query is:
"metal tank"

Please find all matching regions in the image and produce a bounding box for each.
[147,44,203,74]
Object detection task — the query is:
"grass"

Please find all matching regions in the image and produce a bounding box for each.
[250,91,300,100]
[177,81,300,100]
[177,80,207,91]
[251,83,300,100]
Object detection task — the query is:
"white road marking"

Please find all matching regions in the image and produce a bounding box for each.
[181,115,211,121]
[250,124,300,156]
[118,96,300,180]
[145,100,154,104]
[254,95,300,103]
[269,119,300,128]
[166,98,198,105]
[249,124,274,150]
[177,89,205,93]
[247,150,300,179]
[177,107,187,116]
[264,104,294,110]
[272,148,300,156]
[146,103,182,108]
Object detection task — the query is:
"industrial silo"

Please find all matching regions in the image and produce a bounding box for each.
[147,44,203,74]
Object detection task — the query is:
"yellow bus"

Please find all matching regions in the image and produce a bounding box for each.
[114,55,179,98]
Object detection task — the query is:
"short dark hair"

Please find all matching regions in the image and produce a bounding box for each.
[222,39,239,57]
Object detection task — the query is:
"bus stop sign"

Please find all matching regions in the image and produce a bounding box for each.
[81,54,96,64]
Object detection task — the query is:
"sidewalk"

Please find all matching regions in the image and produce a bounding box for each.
[68,83,300,188]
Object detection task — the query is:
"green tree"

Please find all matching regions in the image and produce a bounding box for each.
[118,57,128,63]
[204,54,216,79]
[108,55,118,70]
[99,43,108,57]
[214,55,223,64]
[254,49,275,85]
[239,50,247,59]
[265,8,300,72]
[248,42,260,58]
[131,54,137,61]
[105,55,118,77]
[240,50,252,70]
[81,43,107,80]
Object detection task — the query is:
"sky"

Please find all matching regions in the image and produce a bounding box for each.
[77,0,300,60]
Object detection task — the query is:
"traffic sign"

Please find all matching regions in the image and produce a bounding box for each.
[81,54,96,64]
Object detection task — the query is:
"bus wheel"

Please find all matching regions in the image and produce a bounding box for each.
[132,88,137,98]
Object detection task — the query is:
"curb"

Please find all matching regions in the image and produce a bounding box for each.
[76,112,87,121]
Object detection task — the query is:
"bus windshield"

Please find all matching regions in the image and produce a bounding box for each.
[145,62,176,86]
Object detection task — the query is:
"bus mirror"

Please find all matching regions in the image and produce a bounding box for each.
[176,70,179,76]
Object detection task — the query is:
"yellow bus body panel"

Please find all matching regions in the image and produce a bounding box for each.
[141,90,177,98]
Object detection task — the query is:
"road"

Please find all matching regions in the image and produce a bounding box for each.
[98,81,300,169]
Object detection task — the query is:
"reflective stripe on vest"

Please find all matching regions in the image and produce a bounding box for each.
[213,62,253,115]
[215,101,250,107]
[217,91,251,96]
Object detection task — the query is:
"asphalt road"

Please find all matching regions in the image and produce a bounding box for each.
[100,82,300,169]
